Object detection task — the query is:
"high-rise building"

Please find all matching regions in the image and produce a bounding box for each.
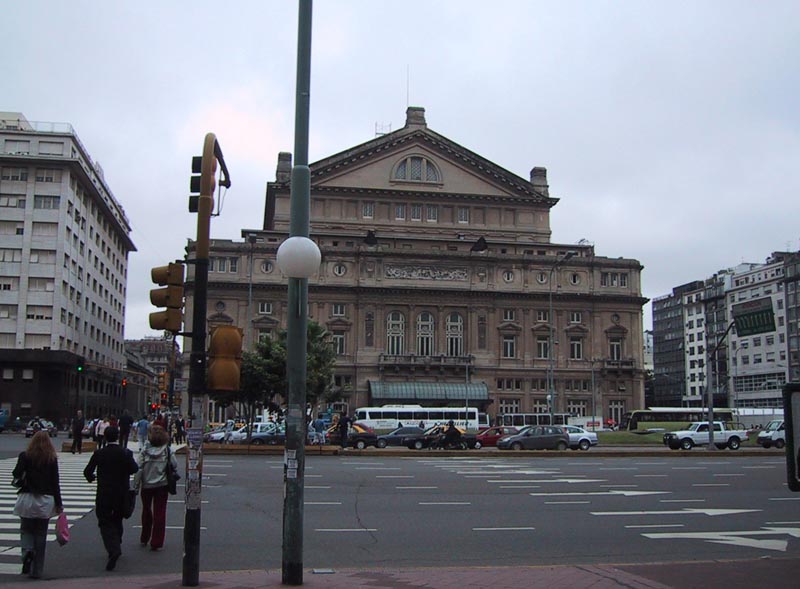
[0,112,136,423]
[186,107,647,426]
[785,252,800,384]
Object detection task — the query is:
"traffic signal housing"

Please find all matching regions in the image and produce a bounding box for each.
[121,378,128,392]
[149,263,185,333]
[157,372,167,391]
[160,392,168,406]
[207,325,243,392]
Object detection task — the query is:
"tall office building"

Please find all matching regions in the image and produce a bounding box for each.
[186,107,647,426]
[0,112,136,423]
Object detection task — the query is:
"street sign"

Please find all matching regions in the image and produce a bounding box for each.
[174,378,188,393]
[732,297,776,337]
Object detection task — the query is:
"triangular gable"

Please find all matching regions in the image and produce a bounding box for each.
[309,115,556,207]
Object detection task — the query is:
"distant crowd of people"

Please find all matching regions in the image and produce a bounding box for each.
[69,410,187,454]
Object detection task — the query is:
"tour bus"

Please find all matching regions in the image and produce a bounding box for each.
[618,407,736,432]
[498,413,571,428]
[353,405,489,432]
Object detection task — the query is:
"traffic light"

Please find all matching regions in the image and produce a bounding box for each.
[157,372,167,391]
[76,357,85,373]
[150,402,158,413]
[189,147,218,213]
[207,325,243,392]
[160,392,168,406]
[149,263,185,333]
[121,378,128,392]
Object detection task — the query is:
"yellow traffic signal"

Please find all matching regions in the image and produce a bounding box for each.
[207,325,243,392]
[149,263,185,333]
[157,372,167,391]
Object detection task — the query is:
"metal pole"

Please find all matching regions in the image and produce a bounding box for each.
[591,360,596,432]
[246,235,256,351]
[282,1,313,585]
[548,270,555,423]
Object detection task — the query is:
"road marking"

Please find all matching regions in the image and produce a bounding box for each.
[598,467,638,471]
[599,485,638,488]
[642,527,800,552]
[419,502,470,505]
[660,499,705,503]
[397,486,438,490]
[592,508,760,517]
[499,485,541,489]
[355,467,401,471]
[305,486,331,489]
[769,497,800,501]
[530,490,669,498]
[343,462,383,465]
[626,524,685,529]
[315,528,377,532]
[742,466,777,469]
[767,521,800,524]
[473,527,535,531]
[168,500,208,504]
[635,474,667,478]
[305,502,342,505]
[133,525,207,531]
[376,475,414,478]
[714,473,745,477]
[692,483,730,487]
[487,478,606,484]
[672,467,706,470]
[546,501,590,505]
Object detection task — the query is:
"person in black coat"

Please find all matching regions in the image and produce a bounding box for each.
[13,431,63,579]
[118,410,134,449]
[83,426,138,571]
[70,410,85,454]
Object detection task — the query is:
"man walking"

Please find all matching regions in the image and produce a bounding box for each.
[70,410,85,454]
[118,410,134,449]
[83,426,138,571]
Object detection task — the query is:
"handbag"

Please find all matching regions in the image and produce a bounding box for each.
[122,489,136,519]
[55,512,70,546]
[166,448,180,495]
[12,470,26,489]
[13,492,56,519]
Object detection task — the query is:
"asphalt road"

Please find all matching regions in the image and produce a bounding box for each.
[1,434,798,581]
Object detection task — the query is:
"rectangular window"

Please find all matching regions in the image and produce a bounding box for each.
[38,141,64,155]
[498,398,520,414]
[536,336,549,359]
[503,309,515,322]
[35,168,62,183]
[0,194,25,208]
[537,310,549,322]
[362,202,374,219]
[332,332,346,355]
[1,167,29,181]
[502,335,516,359]
[609,338,622,361]
[228,257,238,272]
[410,204,422,221]
[332,303,346,317]
[258,302,272,315]
[570,311,582,323]
[569,337,583,360]
[395,204,406,220]
[426,205,438,222]
[217,257,227,272]
[34,195,60,210]
[457,207,469,223]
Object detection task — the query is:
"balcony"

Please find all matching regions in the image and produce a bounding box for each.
[378,354,473,375]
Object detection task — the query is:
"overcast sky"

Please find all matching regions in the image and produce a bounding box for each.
[5,1,800,340]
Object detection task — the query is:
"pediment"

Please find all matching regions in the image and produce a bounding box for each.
[605,325,628,337]
[497,321,522,333]
[309,127,555,206]
[326,318,353,330]
[565,324,590,335]
[253,315,279,328]
[207,312,234,325]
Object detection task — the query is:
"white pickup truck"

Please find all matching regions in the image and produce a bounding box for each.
[662,421,749,450]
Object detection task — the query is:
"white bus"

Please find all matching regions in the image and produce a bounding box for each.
[499,413,571,428]
[354,405,489,432]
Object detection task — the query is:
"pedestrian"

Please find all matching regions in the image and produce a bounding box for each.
[83,426,139,571]
[136,416,150,451]
[96,417,109,449]
[12,431,64,579]
[119,410,134,449]
[338,412,350,448]
[418,420,425,430]
[70,409,85,454]
[154,413,167,429]
[133,425,178,551]
[175,415,185,445]
[312,415,326,445]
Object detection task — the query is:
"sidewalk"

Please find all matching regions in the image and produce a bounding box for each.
[5,558,799,589]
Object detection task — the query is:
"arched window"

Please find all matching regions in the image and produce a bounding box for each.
[446,312,464,356]
[386,311,405,355]
[393,155,441,183]
[416,311,435,356]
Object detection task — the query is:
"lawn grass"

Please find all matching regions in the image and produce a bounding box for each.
[597,429,760,447]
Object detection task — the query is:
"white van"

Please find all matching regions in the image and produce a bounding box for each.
[757,420,785,449]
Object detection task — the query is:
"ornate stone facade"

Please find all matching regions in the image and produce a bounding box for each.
[186,107,647,425]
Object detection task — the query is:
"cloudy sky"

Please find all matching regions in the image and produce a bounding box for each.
[5,1,800,340]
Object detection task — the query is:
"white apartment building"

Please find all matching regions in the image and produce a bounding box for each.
[682,286,708,405]
[727,258,787,408]
[0,112,136,423]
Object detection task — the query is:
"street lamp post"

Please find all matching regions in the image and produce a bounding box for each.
[276,2,320,585]
[547,251,576,421]
[246,234,257,351]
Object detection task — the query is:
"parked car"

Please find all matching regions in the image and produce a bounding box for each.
[497,426,569,451]
[562,425,599,451]
[376,426,425,448]
[757,420,785,449]
[475,426,519,449]
[327,422,378,449]
[25,418,58,438]
[246,430,287,445]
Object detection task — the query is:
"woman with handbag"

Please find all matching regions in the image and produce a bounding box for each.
[12,431,63,579]
[133,425,178,551]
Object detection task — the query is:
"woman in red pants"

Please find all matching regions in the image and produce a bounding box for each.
[134,425,178,550]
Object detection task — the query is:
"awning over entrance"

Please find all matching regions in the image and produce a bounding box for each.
[368,381,489,402]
